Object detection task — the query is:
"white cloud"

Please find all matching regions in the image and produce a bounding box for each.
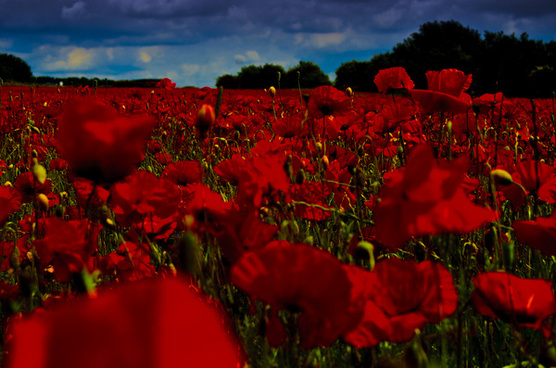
[61,1,86,20]
[44,47,94,71]
[234,50,261,64]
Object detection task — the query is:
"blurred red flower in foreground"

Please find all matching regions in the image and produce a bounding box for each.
[374,67,415,94]
[56,99,155,183]
[471,272,556,335]
[231,241,362,348]
[6,277,242,368]
[410,69,472,113]
[344,258,458,347]
[372,144,496,249]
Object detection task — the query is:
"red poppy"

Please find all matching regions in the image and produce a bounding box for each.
[471,272,556,335]
[233,154,291,210]
[308,85,351,120]
[215,208,278,264]
[344,258,458,347]
[72,177,110,209]
[410,69,472,114]
[371,144,496,249]
[371,100,419,135]
[155,77,176,89]
[48,158,69,171]
[33,217,98,282]
[161,160,203,186]
[272,116,307,138]
[231,241,363,348]
[13,172,52,203]
[110,171,180,229]
[56,99,155,183]
[97,241,155,282]
[513,211,556,257]
[0,186,21,225]
[374,67,415,94]
[6,277,242,368]
[179,182,233,235]
[290,181,333,221]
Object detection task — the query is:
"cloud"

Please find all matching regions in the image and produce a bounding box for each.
[234,50,260,64]
[61,1,87,20]
[44,47,94,71]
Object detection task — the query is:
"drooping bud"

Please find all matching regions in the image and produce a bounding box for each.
[490,169,514,186]
[346,87,354,98]
[354,241,375,270]
[268,86,276,98]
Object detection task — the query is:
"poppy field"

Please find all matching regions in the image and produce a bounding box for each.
[0,68,556,367]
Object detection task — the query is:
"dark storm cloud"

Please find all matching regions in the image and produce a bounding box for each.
[0,0,554,86]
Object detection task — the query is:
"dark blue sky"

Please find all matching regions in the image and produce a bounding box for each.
[1,0,555,87]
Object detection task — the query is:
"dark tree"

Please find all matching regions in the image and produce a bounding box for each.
[284,61,331,89]
[236,64,285,89]
[0,53,33,83]
[216,74,240,89]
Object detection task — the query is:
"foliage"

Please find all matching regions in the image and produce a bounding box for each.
[334,20,556,97]
[0,53,33,83]
[217,61,331,90]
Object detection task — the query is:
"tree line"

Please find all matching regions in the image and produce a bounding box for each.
[334,20,556,98]
[2,21,555,97]
[218,21,555,98]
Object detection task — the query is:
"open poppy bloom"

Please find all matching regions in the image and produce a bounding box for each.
[231,241,363,348]
[513,210,556,257]
[33,218,98,282]
[5,277,242,368]
[344,258,458,347]
[374,67,415,94]
[307,85,351,120]
[371,144,496,249]
[410,69,472,114]
[471,272,556,336]
[56,99,155,183]
[110,171,180,229]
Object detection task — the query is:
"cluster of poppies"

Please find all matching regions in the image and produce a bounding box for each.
[0,67,556,366]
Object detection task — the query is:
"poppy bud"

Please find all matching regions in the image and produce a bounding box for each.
[175,231,202,278]
[196,104,215,137]
[10,246,20,271]
[37,193,49,210]
[269,86,276,98]
[490,169,514,186]
[321,155,329,168]
[354,241,375,270]
[295,169,306,185]
[32,159,47,185]
[346,87,353,98]
[314,141,323,153]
